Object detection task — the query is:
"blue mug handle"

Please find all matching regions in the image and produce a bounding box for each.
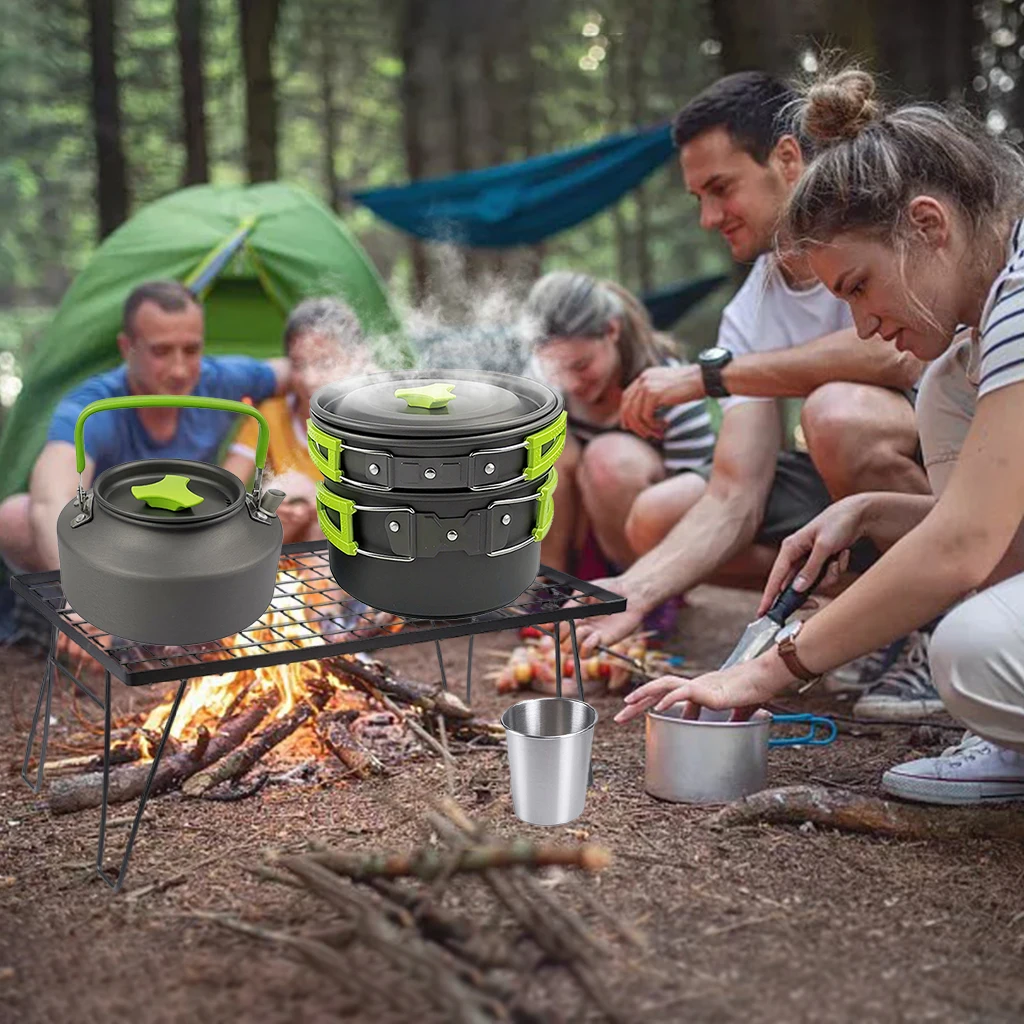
[768,712,837,747]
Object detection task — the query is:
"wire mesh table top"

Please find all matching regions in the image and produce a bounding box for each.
[9,540,626,687]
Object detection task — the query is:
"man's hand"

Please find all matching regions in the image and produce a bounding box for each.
[620,365,703,439]
[567,576,648,656]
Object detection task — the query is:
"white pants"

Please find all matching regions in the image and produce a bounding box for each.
[916,339,1024,752]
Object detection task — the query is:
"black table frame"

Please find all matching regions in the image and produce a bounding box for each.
[14,540,625,892]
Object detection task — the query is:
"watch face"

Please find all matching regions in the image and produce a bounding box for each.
[701,347,729,363]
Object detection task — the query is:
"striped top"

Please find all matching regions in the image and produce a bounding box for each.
[532,355,716,475]
[970,218,1024,398]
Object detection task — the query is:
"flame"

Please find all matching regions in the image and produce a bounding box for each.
[137,561,380,758]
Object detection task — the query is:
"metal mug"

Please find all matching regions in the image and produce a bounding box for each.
[501,697,597,826]
[644,708,836,804]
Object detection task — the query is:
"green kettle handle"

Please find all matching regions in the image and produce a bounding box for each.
[73,395,271,474]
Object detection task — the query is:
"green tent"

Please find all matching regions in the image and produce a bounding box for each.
[0,181,405,504]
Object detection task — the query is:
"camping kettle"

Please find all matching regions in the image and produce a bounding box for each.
[56,394,285,646]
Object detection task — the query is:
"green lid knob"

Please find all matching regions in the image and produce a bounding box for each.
[131,473,205,512]
[394,382,457,410]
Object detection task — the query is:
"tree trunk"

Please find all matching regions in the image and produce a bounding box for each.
[626,0,653,294]
[711,0,835,78]
[606,21,631,286]
[238,0,282,183]
[865,0,979,105]
[317,15,340,212]
[176,0,210,186]
[399,0,429,302]
[87,0,129,239]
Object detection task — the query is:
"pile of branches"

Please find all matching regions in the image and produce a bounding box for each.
[42,656,502,815]
[188,798,637,1024]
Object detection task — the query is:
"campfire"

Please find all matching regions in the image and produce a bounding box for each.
[43,557,503,816]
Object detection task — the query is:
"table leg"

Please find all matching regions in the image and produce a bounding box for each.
[434,640,448,692]
[21,625,57,793]
[96,675,187,893]
[554,625,562,699]
[568,620,585,702]
[465,634,474,706]
[568,620,594,788]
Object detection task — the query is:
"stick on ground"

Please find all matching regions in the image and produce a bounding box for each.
[711,784,1024,841]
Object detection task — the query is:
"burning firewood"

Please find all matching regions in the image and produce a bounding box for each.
[181,681,335,797]
[45,652,502,813]
[47,699,274,815]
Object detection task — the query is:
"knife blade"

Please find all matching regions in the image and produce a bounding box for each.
[694,555,838,722]
[719,555,838,671]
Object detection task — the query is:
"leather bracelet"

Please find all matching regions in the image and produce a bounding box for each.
[776,621,821,683]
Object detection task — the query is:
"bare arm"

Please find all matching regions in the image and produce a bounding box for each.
[721,328,923,397]
[859,492,937,551]
[790,382,1024,672]
[28,442,94,571]
[757,490,937,615]
[621,329,923,438]
[574,402,783,653]
[623,401,782,608]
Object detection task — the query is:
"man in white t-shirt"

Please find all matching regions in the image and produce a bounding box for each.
[575,72,940,718]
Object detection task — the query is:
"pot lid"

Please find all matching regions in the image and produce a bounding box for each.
[309,370,560,439]
[93,459,245,526]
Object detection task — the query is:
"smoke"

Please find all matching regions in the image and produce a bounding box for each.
[281,243,550,394]
[380,243,540,377]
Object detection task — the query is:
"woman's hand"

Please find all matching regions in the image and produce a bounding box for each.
[614,651,795,724]
[620,365,703,439]
[757,495,870,616]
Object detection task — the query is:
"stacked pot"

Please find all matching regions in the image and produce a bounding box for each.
[308,370,566,618]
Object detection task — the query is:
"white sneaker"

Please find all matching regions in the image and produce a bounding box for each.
[852,630,946,720]
[825,642,897,695]
[882,732,1024,805]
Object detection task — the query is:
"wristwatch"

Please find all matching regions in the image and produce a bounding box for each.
[697,346,733,398]
[775,620,822,688]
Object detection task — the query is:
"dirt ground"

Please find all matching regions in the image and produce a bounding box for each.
[2,584,1024,1024]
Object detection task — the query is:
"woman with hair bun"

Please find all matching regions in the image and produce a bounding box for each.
[617,66,1024,806]
[523,271,715,584]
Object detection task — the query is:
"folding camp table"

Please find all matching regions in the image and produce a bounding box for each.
[14,539,625,892]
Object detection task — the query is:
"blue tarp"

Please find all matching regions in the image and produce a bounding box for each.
[351,123,674,248]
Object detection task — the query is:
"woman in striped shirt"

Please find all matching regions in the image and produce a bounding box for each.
[618,67,1024,805]
[523,271,716,573]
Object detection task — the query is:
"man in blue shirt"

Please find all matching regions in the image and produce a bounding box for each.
[0,279,289,576]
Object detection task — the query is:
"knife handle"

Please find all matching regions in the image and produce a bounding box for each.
[767,555,839,626]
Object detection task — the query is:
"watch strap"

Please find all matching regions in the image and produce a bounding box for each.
[777,628,821,683]
[699,350,732,398]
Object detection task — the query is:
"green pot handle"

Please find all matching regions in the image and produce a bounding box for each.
[72,395,272,508]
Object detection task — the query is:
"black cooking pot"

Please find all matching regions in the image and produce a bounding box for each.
[308,370,565,617]
[56,395,285,646]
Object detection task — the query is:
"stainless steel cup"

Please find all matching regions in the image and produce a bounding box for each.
[644,708,836,804]
[502,697,598,826]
